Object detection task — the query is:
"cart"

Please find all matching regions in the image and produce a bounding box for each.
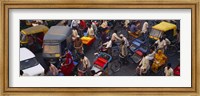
[81,36,96,46]
[91,52,112,73]
[81,36,96,53]
[129,38,145,54]
[130,50,143,64]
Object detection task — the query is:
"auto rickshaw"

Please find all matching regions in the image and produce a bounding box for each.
[149,21,177,44]
[43,26,72,66]
[20,25,49,52]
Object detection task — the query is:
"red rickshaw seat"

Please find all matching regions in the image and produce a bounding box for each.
[94,57,108,68]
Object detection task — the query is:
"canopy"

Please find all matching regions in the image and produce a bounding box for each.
[43,26,72,41]
[152,21,177,32]
[21,25,49,35]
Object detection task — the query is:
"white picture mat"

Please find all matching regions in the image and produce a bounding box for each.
[9,9,191,87]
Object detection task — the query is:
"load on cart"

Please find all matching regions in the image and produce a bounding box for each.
[81,36,96,52]
[129,36,149,64]
[91,52,112,75]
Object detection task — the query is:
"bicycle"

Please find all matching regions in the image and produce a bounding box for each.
[166,40,180,56]
[110,59,121,73]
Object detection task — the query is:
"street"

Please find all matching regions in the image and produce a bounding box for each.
[21,20,180,76]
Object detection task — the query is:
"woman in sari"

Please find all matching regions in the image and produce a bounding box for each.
[151,50,167,73]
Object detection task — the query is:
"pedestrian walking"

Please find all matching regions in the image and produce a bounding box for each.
[119,40,128,65]
[164,63,174,76]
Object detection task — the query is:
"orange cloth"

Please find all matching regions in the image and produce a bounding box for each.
[151,50,167,72]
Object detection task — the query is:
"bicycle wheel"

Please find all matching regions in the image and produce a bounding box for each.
[111,47,119,60]
[110,61,121,73]
[166,45,177,56]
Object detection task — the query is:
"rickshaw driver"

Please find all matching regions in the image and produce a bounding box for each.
[136,53,150,76]
[154,37,166,52]
[78,54,91,75]
[119,34,129,48]
[111,30,122,47]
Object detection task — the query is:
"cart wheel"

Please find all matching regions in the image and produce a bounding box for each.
[166,45,177,56]
[111,60,121,73]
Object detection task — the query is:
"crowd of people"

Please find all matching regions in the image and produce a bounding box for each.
[20,20,180,76]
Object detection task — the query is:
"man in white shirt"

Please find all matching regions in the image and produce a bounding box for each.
[124,20,130,29]
[119,40,128,65]
[141,21,149,34]
[103,40,113,49]
[146,47,156,61]
[164,63,174,76]
[120,34,129,48]
[141,21,149,40]
[111,30,121,42]
[102,40,114,54]
[136,53,150,75]
[154,37,166,52]
[92,21,98,35]
[87,24,95,38]
[163,36,171,51]
[32,21,39,26]
[72,28,78,41]
[80,54,91,70]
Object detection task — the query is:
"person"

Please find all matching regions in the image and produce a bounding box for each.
[129,22,140,34]
[80,54,91,73]
[100,20,108,29]
[32,21,39,26]
[60,48,73,60]
[141,21,149,34]
[44,62,59,76]
[72,27,79,41]
[111,30,121,43]
[91,21,98,37]
[79,20,87,32]
[101,31,109,43]
[60,48,75,76]
[119,40,128,65]
[146,47,156,65]
[136,53,150,75]
[151,50,168,73]
[120,34,129,48]
[164,63,174,76]
[87,24,95,38]
[154,37,167,52]
[141,20,149,39]
[36,20,43,25]
[163,36,171,51]
[74,35,84,54]
[70,20,80,29]
[102,39,114,54]
[124,20,130,30]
